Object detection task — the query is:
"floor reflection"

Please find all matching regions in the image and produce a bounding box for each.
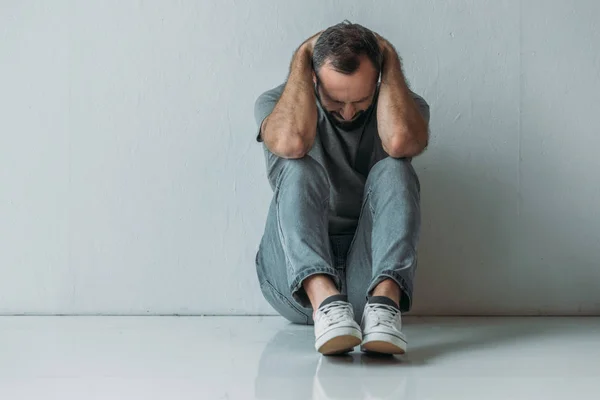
[254,325,416,399]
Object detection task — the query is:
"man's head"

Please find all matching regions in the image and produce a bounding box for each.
[312,21,382,129]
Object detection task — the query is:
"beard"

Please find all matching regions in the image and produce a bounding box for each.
[327,109,371,130]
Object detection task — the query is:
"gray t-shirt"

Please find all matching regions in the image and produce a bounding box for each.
[254,83,430,235]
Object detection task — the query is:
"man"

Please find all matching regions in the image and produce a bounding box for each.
[253,21,430,355]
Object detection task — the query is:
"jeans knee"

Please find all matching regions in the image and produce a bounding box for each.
[275,155,330,193]
[367,157,420,193]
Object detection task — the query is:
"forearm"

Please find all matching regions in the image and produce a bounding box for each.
[262,44,317,159]
[377,43,428,158]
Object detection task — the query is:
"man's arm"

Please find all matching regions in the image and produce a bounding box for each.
[376,38,429,158]
[260,33,321,159]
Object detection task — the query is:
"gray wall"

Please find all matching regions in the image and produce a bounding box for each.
[1,0,598,315]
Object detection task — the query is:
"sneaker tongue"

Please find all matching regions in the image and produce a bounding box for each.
[368,296,400,311]
[318,294,348,310]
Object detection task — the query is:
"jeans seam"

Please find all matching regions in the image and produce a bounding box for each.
[367,187,375,215]
[273,186,294,278]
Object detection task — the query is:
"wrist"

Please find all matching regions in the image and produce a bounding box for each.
[382,41,398,63]
[380,39,390,55]
[298,41,313,59]
[382,46,402,74]
[302,31,322,57]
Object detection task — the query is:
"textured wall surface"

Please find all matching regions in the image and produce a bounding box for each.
[1,0,599,315]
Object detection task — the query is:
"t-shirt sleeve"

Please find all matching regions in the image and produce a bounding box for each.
[411,91,431,124]
[253,83,285,142]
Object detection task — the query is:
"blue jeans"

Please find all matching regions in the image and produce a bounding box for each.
[255,156,421,325]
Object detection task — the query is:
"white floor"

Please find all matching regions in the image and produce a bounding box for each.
[0,316,599,399]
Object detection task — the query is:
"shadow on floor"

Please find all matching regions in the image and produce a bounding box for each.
[254,317,575,399]
[404,317,574,364]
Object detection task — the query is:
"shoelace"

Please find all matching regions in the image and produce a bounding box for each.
[317,301,354,325]
[366,303,400,329]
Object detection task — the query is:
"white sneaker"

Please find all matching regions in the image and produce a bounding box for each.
[360,296,407,354]
[314,295,362,355]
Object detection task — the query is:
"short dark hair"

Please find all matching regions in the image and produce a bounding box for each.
[312,20,382,79]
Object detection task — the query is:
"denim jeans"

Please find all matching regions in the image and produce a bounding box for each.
[255,156,421,325]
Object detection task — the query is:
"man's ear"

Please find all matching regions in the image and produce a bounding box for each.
[312,70,317,85]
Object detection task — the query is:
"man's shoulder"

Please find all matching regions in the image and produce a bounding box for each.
[256,82,286,103]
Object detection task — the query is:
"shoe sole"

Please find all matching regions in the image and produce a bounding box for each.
[316,327,362,355]
[361,332,407,355]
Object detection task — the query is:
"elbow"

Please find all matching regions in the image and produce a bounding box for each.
[385,130,429,159]
[270,134,310,159]
[278,145,309,159]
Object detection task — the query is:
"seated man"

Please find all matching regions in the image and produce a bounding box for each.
[254,21,430,355]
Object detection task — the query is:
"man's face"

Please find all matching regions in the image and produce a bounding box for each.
[313,54,379,126]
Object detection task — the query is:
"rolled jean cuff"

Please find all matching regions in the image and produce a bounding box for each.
[290,267,342,309]
[367,271,413,313]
